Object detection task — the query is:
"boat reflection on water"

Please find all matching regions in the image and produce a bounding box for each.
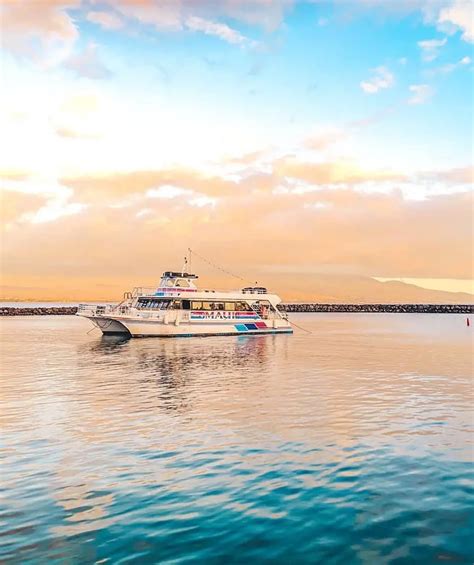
[77,332,282,415]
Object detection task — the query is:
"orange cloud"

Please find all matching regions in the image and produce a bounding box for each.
[1,177,472,302]
[0,0,80,58]
[55,126,101,139]
[304,129,346,151]
[61,168,239,201]
[273,157,406,185]
[0,189,47,224]
[0,170,31,181]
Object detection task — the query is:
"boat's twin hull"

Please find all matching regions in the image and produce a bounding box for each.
[88,317,131,335]
[86,316,293,337]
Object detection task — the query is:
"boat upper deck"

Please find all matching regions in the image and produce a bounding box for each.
[127,271,278,304]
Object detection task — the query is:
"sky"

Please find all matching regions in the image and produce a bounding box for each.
[0,0,473,301]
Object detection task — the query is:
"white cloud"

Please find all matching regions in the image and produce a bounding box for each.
[185,16,258,48]
[360,66,395,94]
[418,37,447,61]
[86,11,123,30]
[430,55,471,75]
[63,42,112,79]
[146,185,189,199]
[189,195,217,207]
[438,0,474,43]
[408,84,434,105]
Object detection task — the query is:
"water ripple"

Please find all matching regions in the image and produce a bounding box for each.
[1,314,473,563]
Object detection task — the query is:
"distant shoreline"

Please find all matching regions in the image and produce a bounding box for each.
[1,304,473,316]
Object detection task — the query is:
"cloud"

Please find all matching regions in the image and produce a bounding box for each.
[273,157,406,185]
[408,84,434,105]
[54,126,101,140]
[99,0,293,33]
[61,168,239,202]
[438,0,474,42]
[86,11,124,30]
[0,0,81,65]
[418,37,447,61]
[0,188,48,225]
[100,0,182,30]
[429,166,474,184]
[0,170,31,182]
[2,183,472,301]
[185,16,258,48]
[429,55,471,75]
[63,42,112,79]
[0,0,289,61]
[360,66,395,94]
[304,128,346,151]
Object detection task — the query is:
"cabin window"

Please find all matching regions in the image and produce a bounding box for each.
[137,298,172,310]
[225,302,235,311]
[191,301,203,310]
[182,300,190,310]
[234,301,251,311]
[171,300,181,310]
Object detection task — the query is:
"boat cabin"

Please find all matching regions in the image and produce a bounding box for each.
[158,271,198,289]
[135,296,277,319]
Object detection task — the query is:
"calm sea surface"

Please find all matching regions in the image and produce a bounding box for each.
[1,314,473,564]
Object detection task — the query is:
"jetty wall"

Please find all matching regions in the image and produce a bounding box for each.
[279,304,474,314]
[0,307,78,316]
[0,304,473,316]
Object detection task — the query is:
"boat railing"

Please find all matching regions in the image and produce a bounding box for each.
[78,303,116,316]
[242,287,268,295]
[131,287,158,297]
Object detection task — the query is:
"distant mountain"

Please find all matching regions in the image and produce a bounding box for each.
[1,274,472,304]
[266,274,473,304]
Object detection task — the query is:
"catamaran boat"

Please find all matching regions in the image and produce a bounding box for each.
[77,270,293,338]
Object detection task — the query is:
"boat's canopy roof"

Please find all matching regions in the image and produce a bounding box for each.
[158,271,199,290]
[242,286,268,294]
[162,271,198,279]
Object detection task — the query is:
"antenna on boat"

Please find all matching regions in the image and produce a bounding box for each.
[181,256,188,276]
[188,248,255,285]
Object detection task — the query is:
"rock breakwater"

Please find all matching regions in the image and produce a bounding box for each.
[1,304,473,316]
[0,307,78,316]
[280,303,474,314]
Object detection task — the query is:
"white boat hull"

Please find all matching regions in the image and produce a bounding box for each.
[77,274,293,338]
[83,316,292,338]
[87,317,131,335]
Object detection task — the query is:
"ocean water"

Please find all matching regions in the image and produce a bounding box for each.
[1,314,473,564]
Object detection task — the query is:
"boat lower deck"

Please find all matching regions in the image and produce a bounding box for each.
[86,315,293,337]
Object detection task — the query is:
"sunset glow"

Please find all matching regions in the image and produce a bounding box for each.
[1,0,473,301]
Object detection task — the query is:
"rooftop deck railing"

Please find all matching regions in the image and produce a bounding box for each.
[130,286,272,296]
